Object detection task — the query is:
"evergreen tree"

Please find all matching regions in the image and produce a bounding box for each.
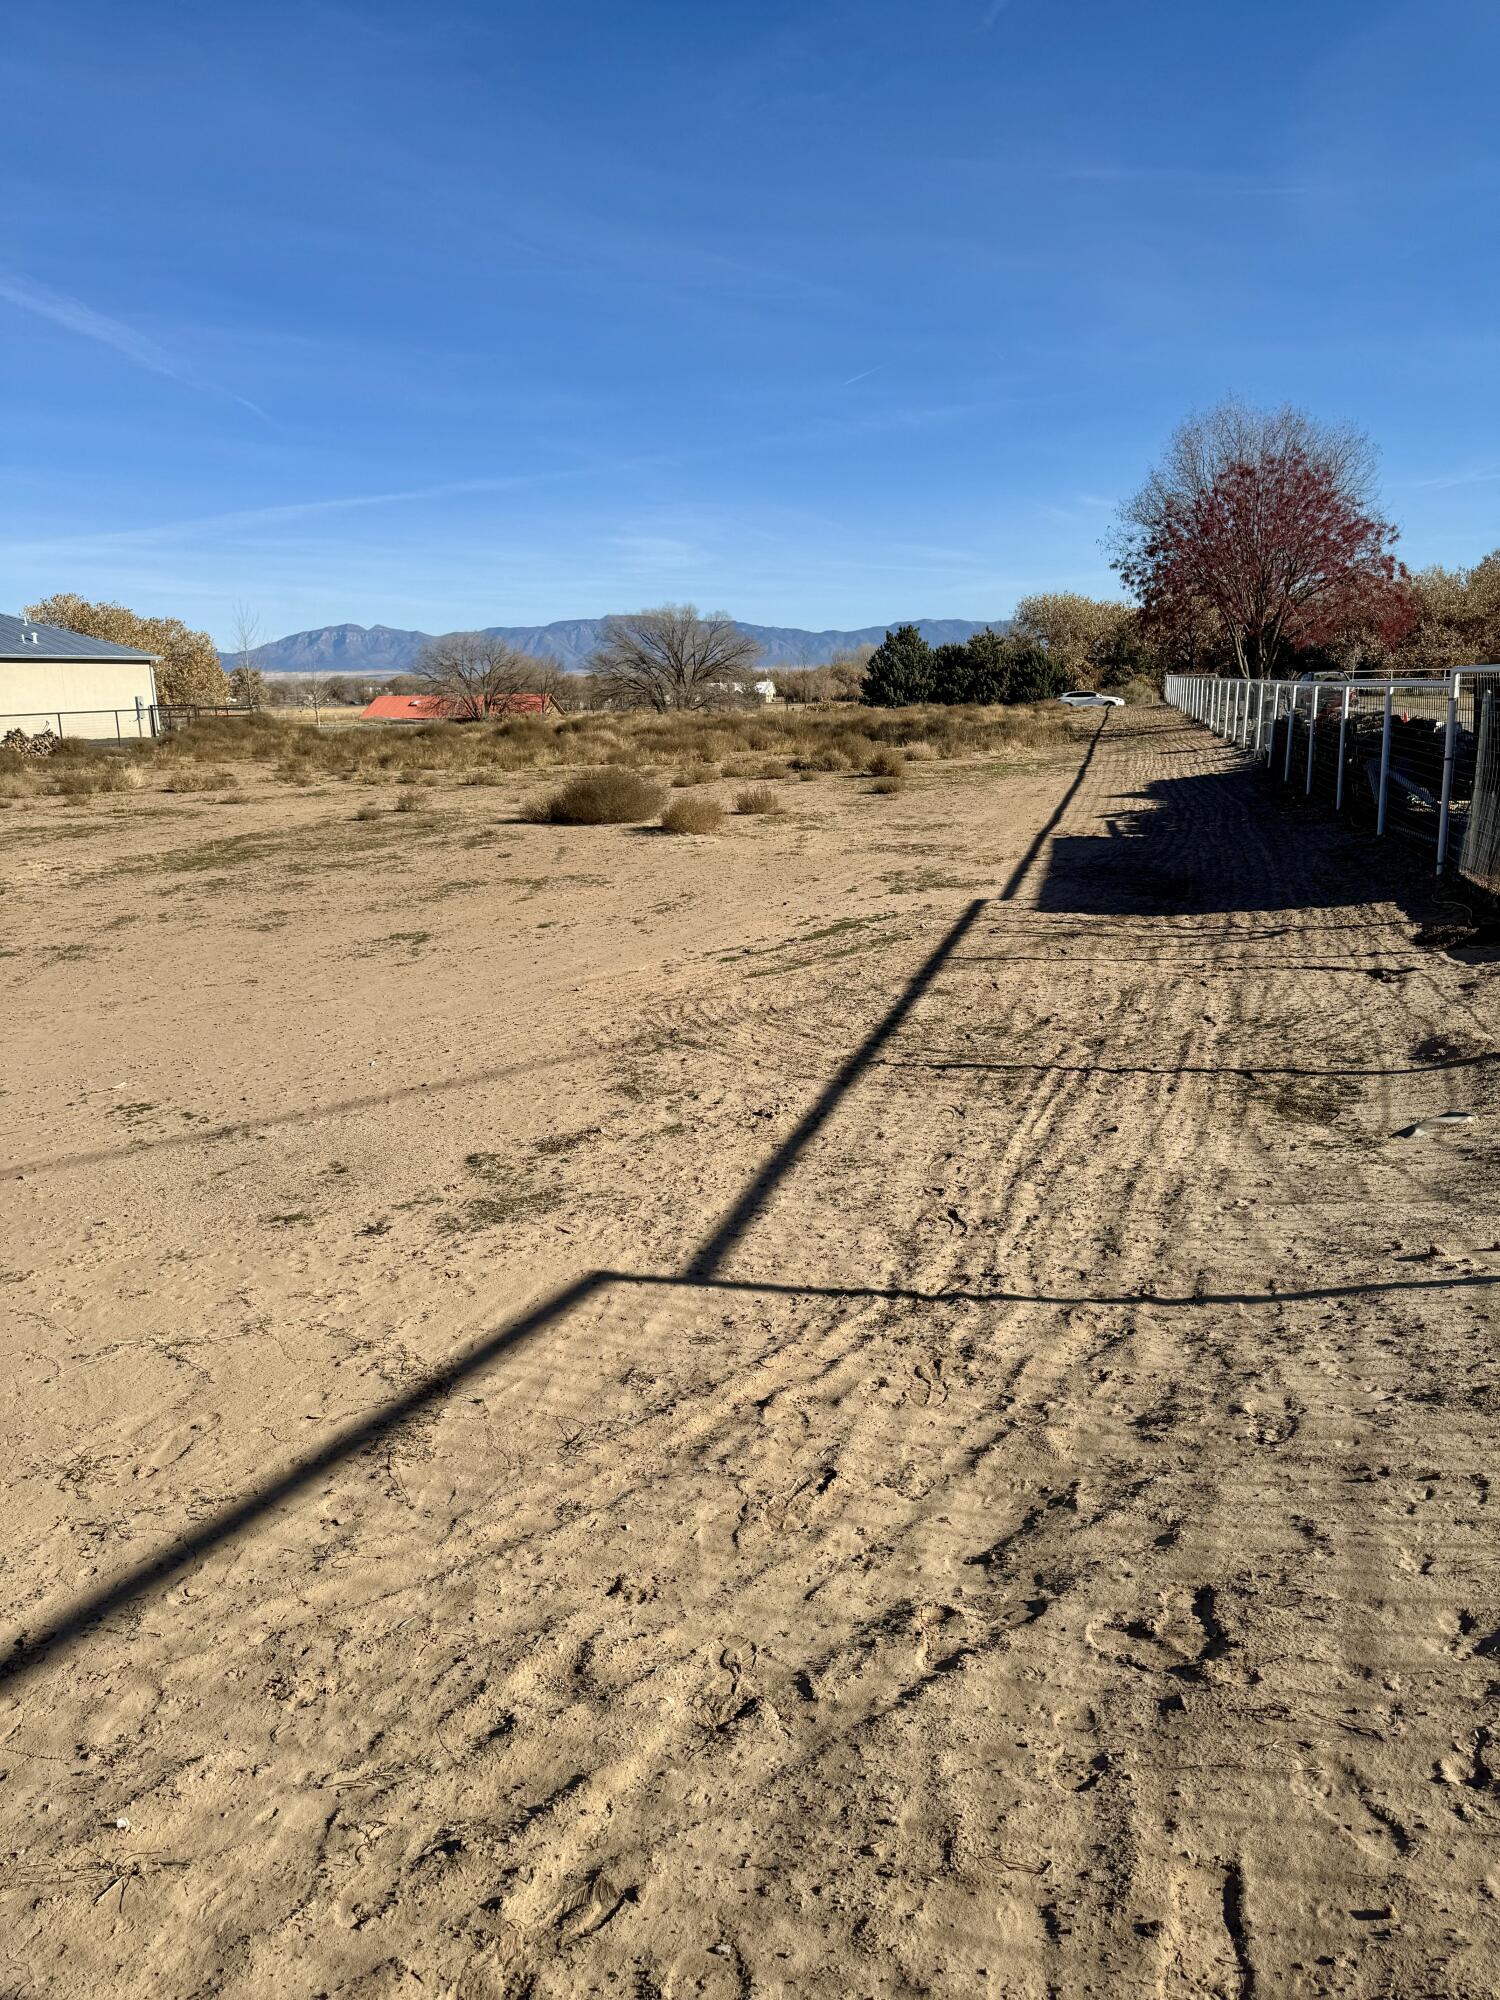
[955,628,1013,703]
[860,624,935,706]
[999,640,1068,703]
[928,641,973,703]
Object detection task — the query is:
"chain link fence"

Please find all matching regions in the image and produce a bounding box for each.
[1164,667,1500,901]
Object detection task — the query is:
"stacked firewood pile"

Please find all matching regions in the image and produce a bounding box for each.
[1,727,60,757]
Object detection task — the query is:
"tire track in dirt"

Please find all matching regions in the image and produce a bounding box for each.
[5,710,1497,1997]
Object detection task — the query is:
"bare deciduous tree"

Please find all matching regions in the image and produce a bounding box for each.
[291,675,332,725]
[230,602,261,678]
[588,605,763,712]
[227,600,266,708]
[415,632,554,718]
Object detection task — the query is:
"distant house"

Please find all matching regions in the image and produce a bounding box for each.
[0,612,159,739]
[700,676,780,708]
[705,677,779,706]
[359,690,558,723]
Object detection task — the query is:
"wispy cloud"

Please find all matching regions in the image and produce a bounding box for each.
[1400,464,1500,493]
[607,532,705,567]
[0,269,268,420]
[10,390,1020,571]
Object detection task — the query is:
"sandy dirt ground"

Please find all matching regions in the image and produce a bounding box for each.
[3,707,1498,1998]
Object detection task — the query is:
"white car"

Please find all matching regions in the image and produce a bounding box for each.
[1056,691,1125,708]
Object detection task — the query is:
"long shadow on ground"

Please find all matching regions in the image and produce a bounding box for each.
[6,711,1484,1693]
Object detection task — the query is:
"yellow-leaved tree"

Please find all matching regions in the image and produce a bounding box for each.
[1394,554,1500,674]
[1011,592,1140,690]
[24,593,230,706]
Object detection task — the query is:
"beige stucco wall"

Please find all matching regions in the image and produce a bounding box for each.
[0,658,159,739]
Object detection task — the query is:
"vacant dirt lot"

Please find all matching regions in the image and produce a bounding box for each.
[3,706,1498,1997]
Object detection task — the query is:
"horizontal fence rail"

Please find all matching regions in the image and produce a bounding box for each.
[1164,668,1500,900]
[0,701,245,744]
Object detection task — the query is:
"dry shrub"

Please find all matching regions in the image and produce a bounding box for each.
[161,766,233,793]
[867,747,905,778]
[162,713,285,763]
[734,785,779,814]
[527,771,666,824]
[47,756,152,796]
[869,776,905,796]
[0,765,44,802]
[50,766,100,797]
[45,699,1072,804]
[394,788,426,813]
[661,795,724,835]
[354,802,384,821]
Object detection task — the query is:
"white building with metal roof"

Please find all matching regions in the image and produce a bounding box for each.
[0,613,160,739]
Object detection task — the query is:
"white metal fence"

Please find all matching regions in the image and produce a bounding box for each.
[1164,667,1500,899]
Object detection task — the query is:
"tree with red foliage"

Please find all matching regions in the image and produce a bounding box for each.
[1112,402,1416,677]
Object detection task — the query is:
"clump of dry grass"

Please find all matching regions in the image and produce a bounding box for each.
[868,776,905,796]
[160,766,233,793]
[526,771,666,825]
[0,765,44,803]
[867,747,905,778]
[51,762,153,797]
[734,785,779,814]
[660,795,724,835]
[51,772,99,798]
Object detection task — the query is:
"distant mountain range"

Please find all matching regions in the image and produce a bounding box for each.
[231,616,1012,677]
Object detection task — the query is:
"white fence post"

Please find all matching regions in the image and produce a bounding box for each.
[1255,679,1266,756]
[1283,685,1298,782]
[1335,686,1350,810]
[1377,685,1393,835]
[1305,685,1320,794]
[1436,672,1462,873]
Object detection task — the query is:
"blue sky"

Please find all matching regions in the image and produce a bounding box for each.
[2,0,1497,645]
